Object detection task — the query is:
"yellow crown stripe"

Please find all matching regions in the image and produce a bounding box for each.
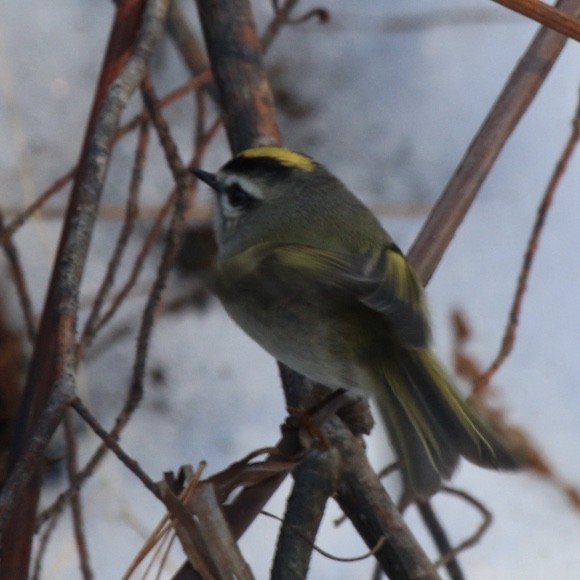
[239,147,315,172]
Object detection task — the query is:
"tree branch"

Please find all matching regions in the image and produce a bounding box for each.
[407,0,580,282]
[271,448,340,579]
[493,0,580,39]
[0,1,170,574]
[189,1,440,578]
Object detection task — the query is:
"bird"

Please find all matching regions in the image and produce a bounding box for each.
[191,146,520,501]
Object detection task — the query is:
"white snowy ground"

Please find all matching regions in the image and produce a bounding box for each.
[2,0,580,578]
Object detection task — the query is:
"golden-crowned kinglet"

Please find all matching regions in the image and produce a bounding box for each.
[192,146,519,500]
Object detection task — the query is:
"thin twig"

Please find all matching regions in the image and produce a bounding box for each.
[262,0,300,51]
[0,167,76,246]
[417,500,463,580]
[0,211,35,342]
[263,510,388,563]
[89,190,174,338]
[0,73,212,246]
[115,70,213,140]
[1,0,310,244]
[70,397,162,500]
[88,115,220,340]
[434,487,492,568]
[63,409,93,579]
[31,506,62,580]
[118,72,190,419]
[477,90,580,389]
[77,119,150,360]
[35,118,221,531]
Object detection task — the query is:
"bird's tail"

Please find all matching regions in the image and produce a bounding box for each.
[374,348,520,502]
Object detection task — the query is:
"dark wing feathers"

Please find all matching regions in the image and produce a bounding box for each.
[246,242,430,348]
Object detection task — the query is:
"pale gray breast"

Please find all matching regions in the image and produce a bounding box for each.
[216,269,364,391]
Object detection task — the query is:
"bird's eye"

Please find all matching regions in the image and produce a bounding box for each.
[226,183,256,209]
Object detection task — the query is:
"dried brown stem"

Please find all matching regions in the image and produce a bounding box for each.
[477,91,580,389]
[407,0,580,283]
[70,397,162,500]
[165,482,253,579]
[262,0,300,51]
[162,482,219,579]
[493,0,580,39]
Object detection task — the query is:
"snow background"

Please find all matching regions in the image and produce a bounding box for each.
[1,0,580,578]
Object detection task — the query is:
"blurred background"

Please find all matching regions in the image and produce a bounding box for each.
[1,1,580,577]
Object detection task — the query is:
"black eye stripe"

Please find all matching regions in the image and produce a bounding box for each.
[227,184,248,205]
[225,183,258,209]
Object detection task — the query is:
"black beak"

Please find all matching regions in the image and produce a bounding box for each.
[190,168,220,193]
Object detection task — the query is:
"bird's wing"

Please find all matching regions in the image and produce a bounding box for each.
[223,241,430,348]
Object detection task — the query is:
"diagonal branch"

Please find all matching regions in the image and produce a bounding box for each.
[492,0,580,39]
[0,1,170,575]
[408,0,580,283]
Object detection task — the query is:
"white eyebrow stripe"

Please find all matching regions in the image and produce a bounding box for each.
[220,173,265,200]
